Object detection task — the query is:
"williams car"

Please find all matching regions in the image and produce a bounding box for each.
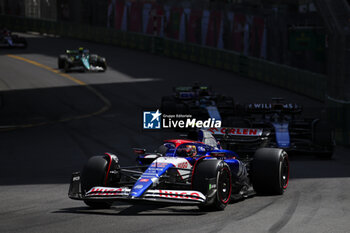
[210,98,334,158]
[0,29,27,48]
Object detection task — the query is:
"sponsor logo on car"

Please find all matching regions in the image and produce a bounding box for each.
[208,127,263,136]
[177,162,188,169]
[158,190,201,200]
[248,103,299,110]
[150,162,168,167]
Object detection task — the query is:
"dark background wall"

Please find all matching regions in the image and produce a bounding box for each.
[0,0,327,74]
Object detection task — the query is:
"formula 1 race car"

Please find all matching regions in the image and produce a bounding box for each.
[0,29,27,48]
[209,98,335,158]
[58,47,107,72]
[68,130,289,211]
[160,84,236,124]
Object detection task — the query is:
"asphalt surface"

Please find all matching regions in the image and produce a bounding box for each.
[0,33,349,233]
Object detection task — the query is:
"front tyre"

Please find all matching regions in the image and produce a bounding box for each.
[64,61,70,73]
[192,159,232,211]
[251,148,289,195]
[58,55,67,69]
[81,156,113,209]
[98,57,107,72]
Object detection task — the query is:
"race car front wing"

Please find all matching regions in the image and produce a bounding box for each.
[68,172,206,205]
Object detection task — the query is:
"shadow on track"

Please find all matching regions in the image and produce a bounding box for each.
[53,203,205,216]
[0,80,348,186]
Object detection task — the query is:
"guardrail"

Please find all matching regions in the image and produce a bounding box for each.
[2,15,348,145]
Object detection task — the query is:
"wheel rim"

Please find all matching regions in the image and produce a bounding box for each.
[281,156,289,189]
[218,167,231,204]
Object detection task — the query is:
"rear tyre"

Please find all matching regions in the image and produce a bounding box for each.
[58,55,67,69]
[64,61,70,73]
[192,159,232,211]
[251,148,289,195]
[98,57,107,72]
[81,156,112,209]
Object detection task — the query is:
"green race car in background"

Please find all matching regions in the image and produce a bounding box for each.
[58,47,107,72]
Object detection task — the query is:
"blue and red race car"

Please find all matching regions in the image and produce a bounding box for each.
[0,29,27,48]
[68,130,289,211]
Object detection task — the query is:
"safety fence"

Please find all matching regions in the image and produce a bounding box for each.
[2,14,349,145]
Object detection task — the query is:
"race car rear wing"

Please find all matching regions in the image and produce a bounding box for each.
[245,98,302,114]
[207,127,264,137]
[206,127,268,154]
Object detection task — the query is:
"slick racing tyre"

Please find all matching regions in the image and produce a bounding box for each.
[81,155,116,209]
[89,55,107,72]
[58,55,67,69]
[251,148,289,195]
[98,57,107,72]
[63,60,70,73]
[192,159,232,211]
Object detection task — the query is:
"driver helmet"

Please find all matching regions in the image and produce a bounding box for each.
[78,47,89,56]
[177,145,197,157]
[199,87,210,96]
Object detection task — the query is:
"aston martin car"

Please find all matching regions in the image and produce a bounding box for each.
[58,47,107,72]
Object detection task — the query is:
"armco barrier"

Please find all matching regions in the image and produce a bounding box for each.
[2,15,348,144]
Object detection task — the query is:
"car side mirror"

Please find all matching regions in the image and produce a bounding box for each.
[133,148,146,155]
